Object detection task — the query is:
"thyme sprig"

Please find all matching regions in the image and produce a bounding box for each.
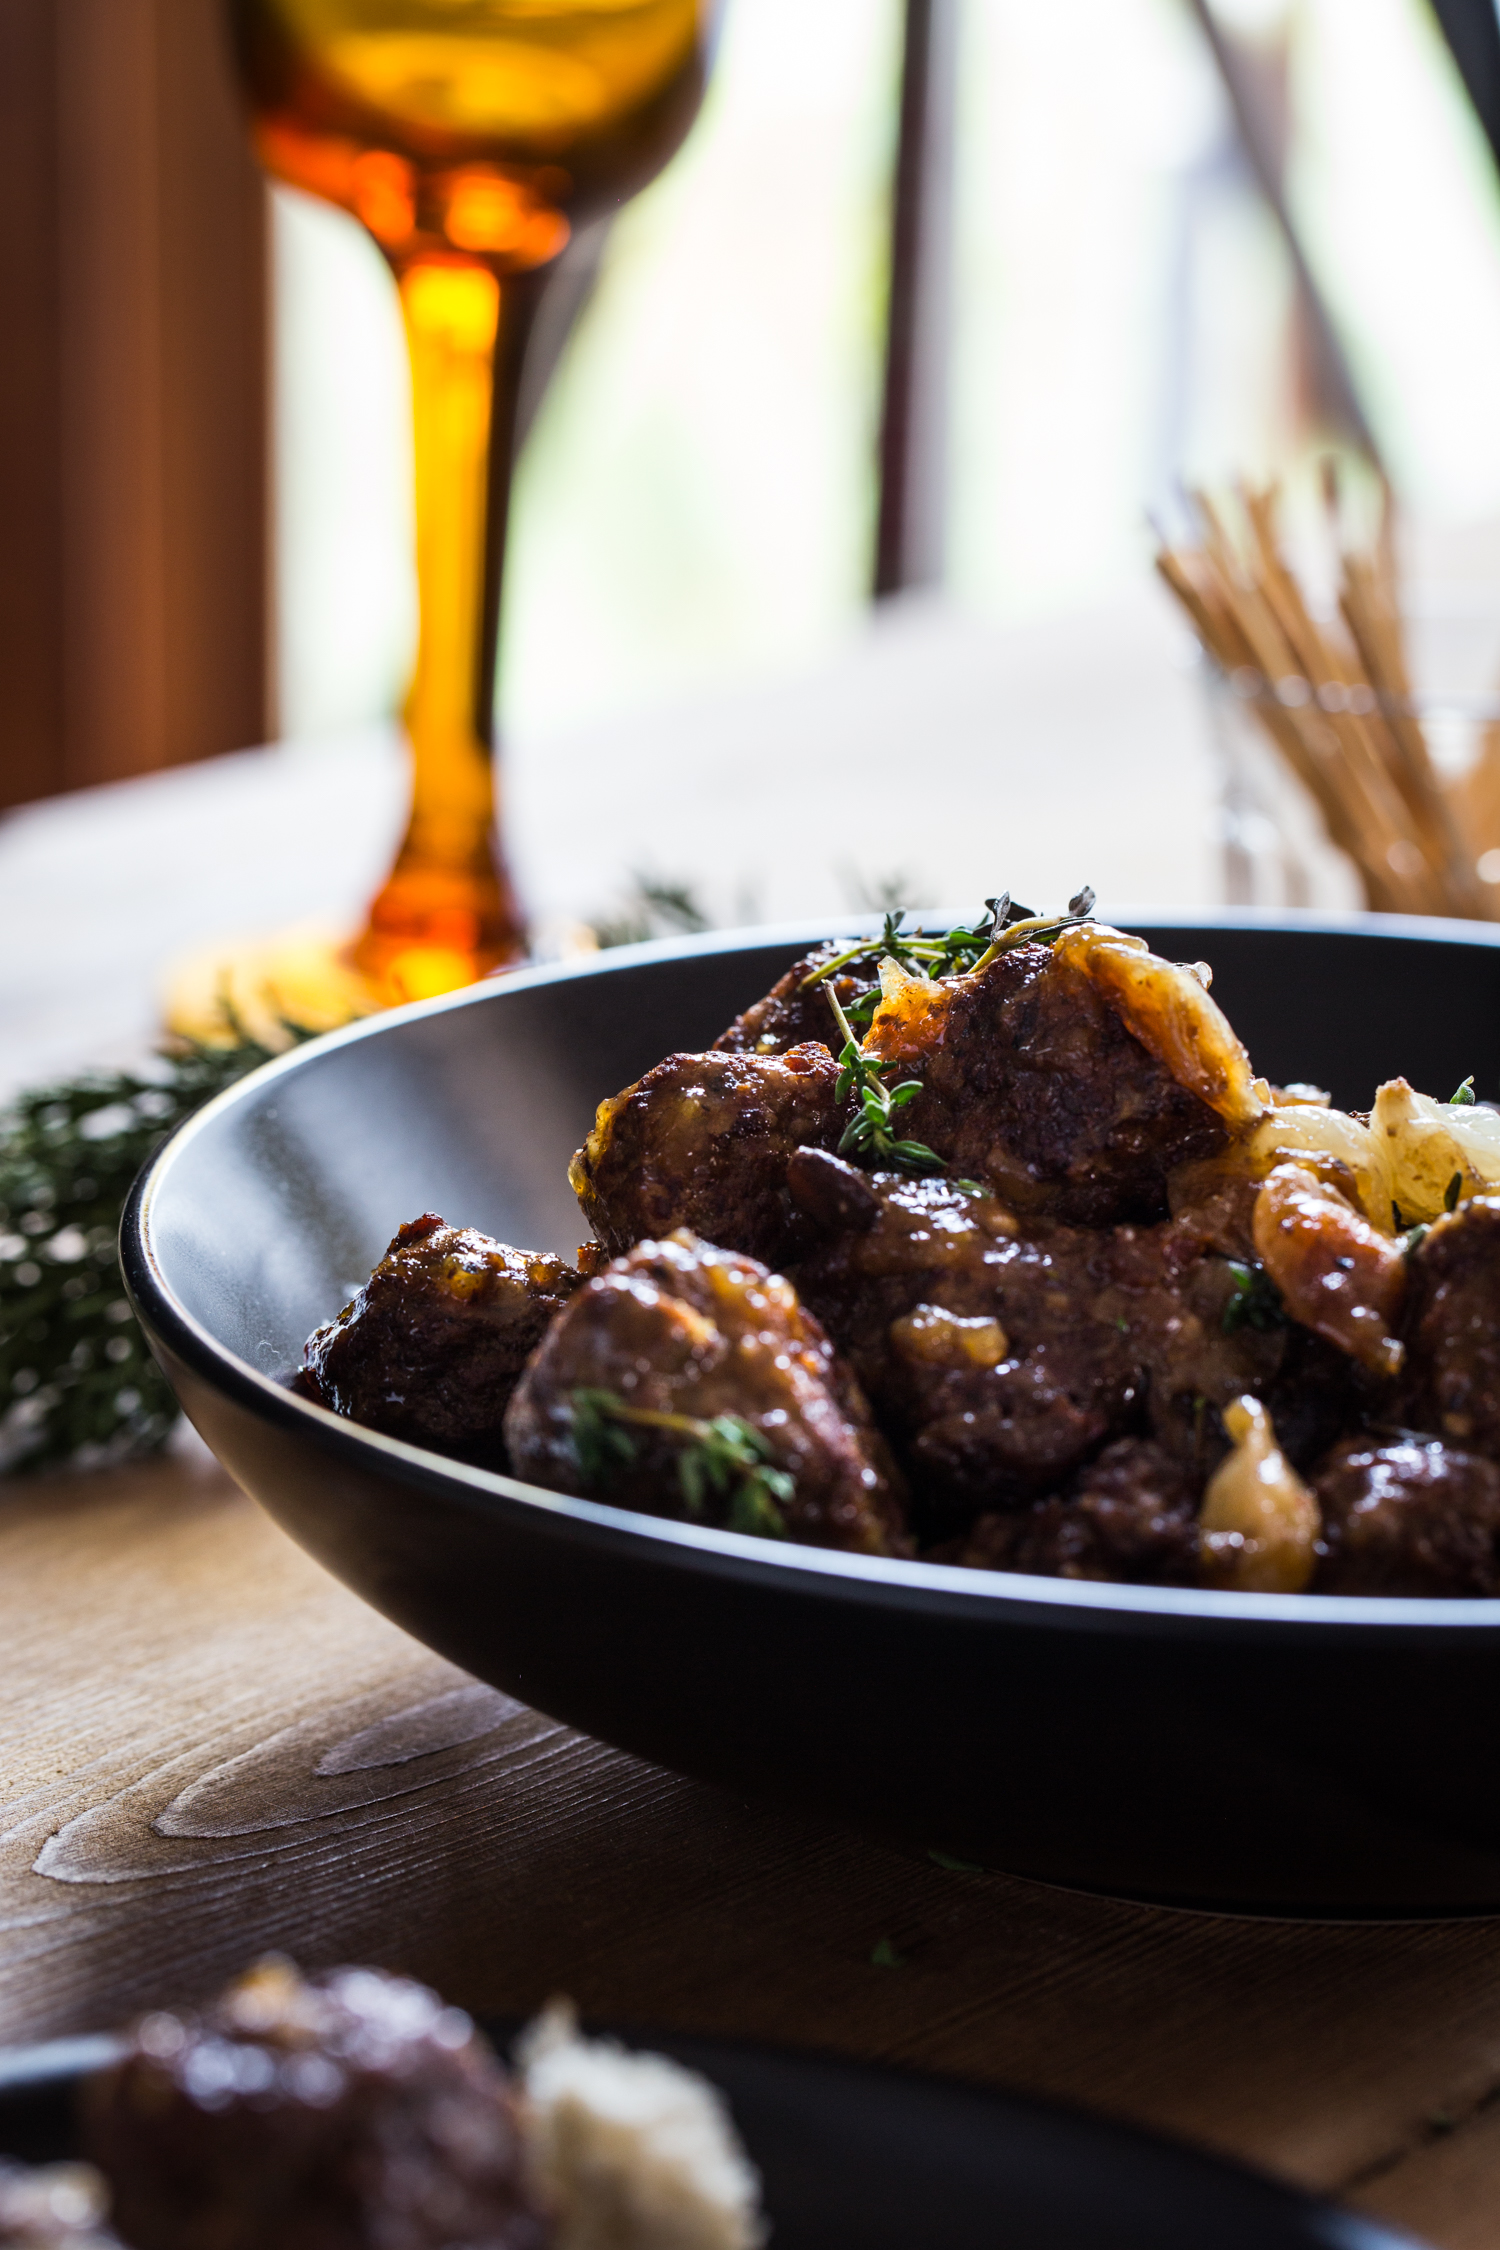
[799,886,1097,1015]
[1,1022,311,1474]
[1451,1076,1476,1106]
[822,989,943,1173]
[567,1388,794,1537]
[968,886,1097,973]
[799,896,1031,997]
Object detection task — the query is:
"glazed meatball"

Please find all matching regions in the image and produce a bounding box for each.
[302,1214,583,1465]
[568,1044,844,1264]
[1399,1196,1500,1462]
[83,1959,546,2250]
[503,1230,907,1555]
[858,935,1244,1226]
[713,941,871,1056]
[0,2165,119,2249]
[956,1439,1201,1585]
[788,1158,1285,1524]
[1312,1436,1500,1596]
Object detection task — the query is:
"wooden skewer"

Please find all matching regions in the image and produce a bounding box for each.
[1155,480,1497,922]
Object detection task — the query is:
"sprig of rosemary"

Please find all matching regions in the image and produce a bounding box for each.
[1,1024,308,1474]
[594,875,713,950]
[566,1388,794,1537]
[825,990,943,1173]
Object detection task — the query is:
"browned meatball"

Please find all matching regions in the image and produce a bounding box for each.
[569,1044,844,1264]
[83,1958,545,2250]
[302,1214,582,1465]
[859,939,1233,1225]
[713,940,873,1055]
[1312,1436,1500,1595]
[955,1439,1201,1584]
[788,1160,1285,1522]
[503,1230,907,1555]
[1400,1196,1500,1461]
[0,2166,120,2249]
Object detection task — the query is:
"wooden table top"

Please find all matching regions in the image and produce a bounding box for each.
[1,1442,1498,2247]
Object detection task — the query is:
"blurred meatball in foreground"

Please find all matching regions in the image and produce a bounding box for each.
[84,1958,545,2250]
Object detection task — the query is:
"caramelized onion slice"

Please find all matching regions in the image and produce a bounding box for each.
[1200,1395,1320,1593]
[1251,1162,1406,1376]
[1373,1078,1500,1225]
[1050,925,1263,1127]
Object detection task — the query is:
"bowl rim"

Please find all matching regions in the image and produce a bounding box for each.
[120,905,1500,1643]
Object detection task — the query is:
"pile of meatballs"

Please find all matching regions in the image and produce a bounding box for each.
[299,916,1500,1598]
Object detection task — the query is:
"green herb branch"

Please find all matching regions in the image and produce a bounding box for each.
[568,1388,794,1537]
[824,990,943,1174]
[1221,1259,1287,1336]
[1,1021,310,1475]
[798,886,1098,1027]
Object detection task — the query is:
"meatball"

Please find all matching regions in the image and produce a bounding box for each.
[302,1213,583,1465]
[788,1160,1285,1524]
[857,932,1249,1226]
[1400,1195,1500,1461]
[503,1230,907,1555]
[1312,1436,1500,1595]
[956,1439,1201,1585]
[568,1044,843,1264]
[713,941,872,1056]
[83,1958,545,2250]
[0,2165,119,2249]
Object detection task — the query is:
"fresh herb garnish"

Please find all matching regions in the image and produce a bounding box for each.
[928,1848,983,1873]
[565,1389,793,1535]
[870,1937,907,1969]
[968,885,1097,973]
[797,892,1053,997]
[1222,1260,1287,1335]
[1444,1170,1464,1212]
[1451,1076,1476,1106]
[825,990,943,1173]
[1,1025,310,1474]
[594,874,713,950]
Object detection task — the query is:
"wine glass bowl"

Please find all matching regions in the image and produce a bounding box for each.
[231,0,707,263]
[226,0,712,1005]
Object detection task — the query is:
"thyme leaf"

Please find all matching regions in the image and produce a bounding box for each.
[1222,1260,1286,1335]
[564,1390,793,1537]
[1451,1076,1476,1106]
[1444,1171,1464,1213]
[826,991,943,1174]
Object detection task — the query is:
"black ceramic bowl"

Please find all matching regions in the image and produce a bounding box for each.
[122,912,1500,1916]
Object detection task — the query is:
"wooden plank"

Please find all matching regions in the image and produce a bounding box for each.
[3,1447,1500,2245]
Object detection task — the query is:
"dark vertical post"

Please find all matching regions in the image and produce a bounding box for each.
[873,0,957,599]
[1427,0,1500,182]
[0,0,268,812]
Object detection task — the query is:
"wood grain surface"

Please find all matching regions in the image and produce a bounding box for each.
[4,1447,1500,2247]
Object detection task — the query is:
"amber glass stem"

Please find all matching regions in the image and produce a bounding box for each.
[351,254,535,1004]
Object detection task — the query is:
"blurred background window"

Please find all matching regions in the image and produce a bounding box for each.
[275,0,1500,752]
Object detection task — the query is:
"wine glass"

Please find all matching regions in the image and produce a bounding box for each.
[226,0,713,1007]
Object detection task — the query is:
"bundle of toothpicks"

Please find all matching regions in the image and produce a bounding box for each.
[1155,474,1500,918]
